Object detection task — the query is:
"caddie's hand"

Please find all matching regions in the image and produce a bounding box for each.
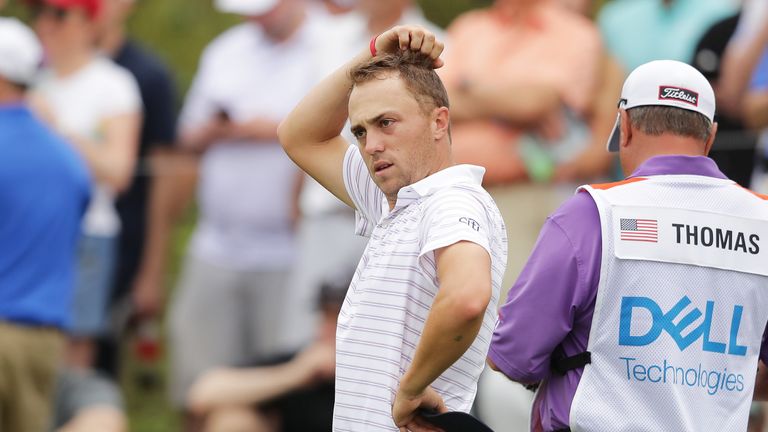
[374,25,445,68]
[392,385,447,432]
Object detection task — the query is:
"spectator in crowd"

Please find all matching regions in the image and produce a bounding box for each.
[597,0,736,73]
[0,17,91,431]
[722,0,768,134]
[691,7,768,187]
[439,0,604,312]
[30,0,141,369]
[490,60,768,431]
[729,2,768,208]
[169,0,333,429]
[186,275,348,432]
[93,0,181,378]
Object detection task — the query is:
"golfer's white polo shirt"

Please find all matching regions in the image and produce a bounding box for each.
[334,146,508,431]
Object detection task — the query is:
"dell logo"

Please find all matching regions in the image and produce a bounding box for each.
[619,296,747,356]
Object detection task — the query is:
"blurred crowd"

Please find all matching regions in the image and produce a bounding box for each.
[0,0,766,431]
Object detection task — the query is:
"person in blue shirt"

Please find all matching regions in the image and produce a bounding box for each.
[0,17,91,432]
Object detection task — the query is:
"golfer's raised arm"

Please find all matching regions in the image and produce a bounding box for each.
[277,26,445,209]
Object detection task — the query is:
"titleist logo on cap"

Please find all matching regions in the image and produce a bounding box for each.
[658,86,699,106]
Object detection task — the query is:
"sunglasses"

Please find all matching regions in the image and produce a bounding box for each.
[32,4,70,21]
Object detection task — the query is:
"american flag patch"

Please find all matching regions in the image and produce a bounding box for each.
[620,218,658,243]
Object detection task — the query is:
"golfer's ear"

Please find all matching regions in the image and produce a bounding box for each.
[433,106,450,141]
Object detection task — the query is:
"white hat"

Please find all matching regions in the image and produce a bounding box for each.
[215,0,279,15]
[607,60,716,152]
[0,17,43,86]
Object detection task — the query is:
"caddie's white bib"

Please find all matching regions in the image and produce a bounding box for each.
[570,175,768,432]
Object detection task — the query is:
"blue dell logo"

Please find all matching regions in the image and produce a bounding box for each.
[619,296,747,356]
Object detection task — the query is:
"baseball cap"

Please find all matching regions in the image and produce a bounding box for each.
[0,17,43,86]
[31,0,102,19]
[215,0,279,15]
[607,60,716,152]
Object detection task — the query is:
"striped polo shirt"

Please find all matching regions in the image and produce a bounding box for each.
[334,146,508,431]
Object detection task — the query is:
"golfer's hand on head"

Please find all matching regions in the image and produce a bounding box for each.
[393,385,447,432]
[374,25,445,68]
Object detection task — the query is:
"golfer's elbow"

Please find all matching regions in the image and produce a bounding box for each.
[276,118,297,153]
[450,283,491,323]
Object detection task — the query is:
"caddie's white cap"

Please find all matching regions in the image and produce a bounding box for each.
[0,17,43,86]
[215,0,279,15]
[607,60,716,152]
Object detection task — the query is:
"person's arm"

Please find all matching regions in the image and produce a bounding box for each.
[554,53,623,182]
[132,149,198,316]
[488,193,600,384]
[447,79,561,126]
[187,343,335,414]
[57,406,126,432]
[718,11,768,117]
[66,112,141,192]
[392,241,491,429]
[744,90,768,129]
[180,115,282,152]
[278,25,445,209]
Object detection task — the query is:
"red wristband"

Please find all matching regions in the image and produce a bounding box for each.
[370,34,378,57]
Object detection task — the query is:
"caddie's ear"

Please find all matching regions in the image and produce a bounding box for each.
[432,106,450,141]
[703,121,718,156]
[619,108,632,150]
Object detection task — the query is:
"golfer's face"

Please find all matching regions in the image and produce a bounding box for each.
[349,75,434,197]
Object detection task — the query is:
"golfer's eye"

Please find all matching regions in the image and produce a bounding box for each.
[352,128,366,139]
[379,119,394,128]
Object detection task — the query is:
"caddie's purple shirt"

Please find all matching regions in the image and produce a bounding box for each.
[487,155,764,431]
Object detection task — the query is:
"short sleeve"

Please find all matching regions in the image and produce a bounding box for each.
[342,145,384,237]
[418,187,493,264]
[178,48,220,131]
[102,65,141,118]
[141,66,177,146]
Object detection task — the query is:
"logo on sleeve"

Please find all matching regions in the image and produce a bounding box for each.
[459,217,480,232]
[659,86,699,106]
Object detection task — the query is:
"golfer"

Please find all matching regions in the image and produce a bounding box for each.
[279,26,507,432]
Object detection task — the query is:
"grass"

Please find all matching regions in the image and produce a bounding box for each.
[122,208,197,432]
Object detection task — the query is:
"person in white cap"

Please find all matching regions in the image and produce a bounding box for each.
[0,17,91,432]
[489,59,768,432]
[169,0,336,428]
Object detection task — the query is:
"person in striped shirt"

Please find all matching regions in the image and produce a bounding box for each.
[279,26,508,432]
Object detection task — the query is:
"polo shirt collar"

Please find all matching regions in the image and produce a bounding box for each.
[630,155,728,180]
[387,164,486,212]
